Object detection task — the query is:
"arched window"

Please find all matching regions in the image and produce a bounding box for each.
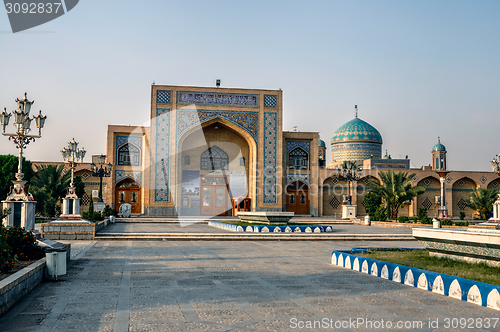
[288,147,308,169]
[200,146,228,170]
[117,143,140,166]
[184,155,190,165]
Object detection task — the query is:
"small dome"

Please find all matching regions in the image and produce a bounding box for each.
[318,139,326,148]
[432,138,446,152]
[331,117,382,144]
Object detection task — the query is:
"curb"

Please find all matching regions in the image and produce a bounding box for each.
[331,249,500,311]
[95,233,415,241]
[208,220,333,233]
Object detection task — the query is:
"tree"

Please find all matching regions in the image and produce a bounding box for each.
[28,164,70,218]
[466,188,499,220]
[0,155,34,199]
[368,170,426,219]
[363,192,382,218]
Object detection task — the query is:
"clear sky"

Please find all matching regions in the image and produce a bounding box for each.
[1,0,499,171]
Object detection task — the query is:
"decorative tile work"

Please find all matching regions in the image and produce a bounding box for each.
[457,179,466,187]
[116,135,142,151]
[446,175,453,183]
[286,174,310,187]
[491,181,499,187]
[263,112,277,204]
[264,95,277,108]
[177,91,259,107]
[116,135,143,167]
[81,192,90,205]
[480,176,487,184]
[80,172,91,180]
[157,90,171,104]
[331,178,339,185]
[331,118,383,143]
[155,108,170,201]
[457,198,467,210]
[176,109,259,144]
[422,197,432,210]
[423,178,432,186]
[412,175,418,182]
[329,197,341,209]
[115,170,142,185]
[286,141,310,155]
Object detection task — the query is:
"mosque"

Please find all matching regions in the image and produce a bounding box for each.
[69,84,498,219]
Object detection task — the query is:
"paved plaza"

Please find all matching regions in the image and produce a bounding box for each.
[1,224,499,332]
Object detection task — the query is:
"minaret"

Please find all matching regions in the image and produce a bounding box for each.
[432,138,449,218]
[432,137,447,171]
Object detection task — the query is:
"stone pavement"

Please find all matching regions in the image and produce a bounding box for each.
[1,238,499,332]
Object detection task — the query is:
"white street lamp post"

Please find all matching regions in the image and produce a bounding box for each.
[60,138,86,219]
[1,93,46,230]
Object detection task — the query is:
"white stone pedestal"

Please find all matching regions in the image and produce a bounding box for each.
[59,187,82,220]
[342,205,356,219]
[2,179,37,231]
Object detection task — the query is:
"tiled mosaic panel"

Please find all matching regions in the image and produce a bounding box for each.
[176,110,259,144]
[286,174,310,187]
[263,112,277,204]
[115,170,142,185]
[155,108,170,201]
[331,143,381,162]
[156,90,171,104]
[422,197,432,210]
[264,94,277,108]
[286,140,310,154]
[116,135,143,162]
[329,197,340,209]
[81,192,90,205]
[457,198,467,210]
[177,91,259,107]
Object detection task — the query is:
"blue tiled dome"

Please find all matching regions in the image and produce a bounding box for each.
[331,117,383,144]
[432,139,446,152]
[318,139,326,148]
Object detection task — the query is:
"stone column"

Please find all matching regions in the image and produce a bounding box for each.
[437,171,449,219]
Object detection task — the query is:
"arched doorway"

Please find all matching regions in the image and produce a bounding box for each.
[286,181,309,215]
[322,177,347,217]
[452,177,477,218]
[178,120,253,216]
[115,178,141,214]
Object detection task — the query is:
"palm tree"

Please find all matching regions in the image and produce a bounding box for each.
[28,164,71,217]
[368,170,426,219]
[30,164,70,199]
[466,188,499,220]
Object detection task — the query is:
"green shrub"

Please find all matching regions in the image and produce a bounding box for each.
[441,219,452,226]
[0,226,44,272]
[459,212,466,220]
[5,226,45,261]
[420,216,432,224]
[417,207,428,221]
[0,226,14,272]
[82,210,104,222]
[398,216,409,223]
[102,205,118,217]
[454,221,469,227]
[373,205,388,221]
[412,217,418,223]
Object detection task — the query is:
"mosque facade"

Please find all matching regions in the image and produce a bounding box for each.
[79,84,498,219]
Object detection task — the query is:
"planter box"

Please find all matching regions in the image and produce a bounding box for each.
[0,259,45,317]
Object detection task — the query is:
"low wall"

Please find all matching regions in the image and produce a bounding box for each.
[331,249,500,311]
[208,221,332,233]
[413,228,500,267]
[0,259,45,317]
[41,218,111,240]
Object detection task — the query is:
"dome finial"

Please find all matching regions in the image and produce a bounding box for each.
[355,105,358,118]
[438,136,440,144]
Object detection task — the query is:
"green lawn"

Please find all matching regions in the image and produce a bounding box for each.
[357,249,500,287]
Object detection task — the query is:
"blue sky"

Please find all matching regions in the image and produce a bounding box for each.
[1,0,499,171]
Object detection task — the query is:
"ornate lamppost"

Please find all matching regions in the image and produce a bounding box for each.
[60,138,86,219]
[489,155,500,222]
[1,93,46,230]
[91,155,112,212]
[334,161,361,218]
